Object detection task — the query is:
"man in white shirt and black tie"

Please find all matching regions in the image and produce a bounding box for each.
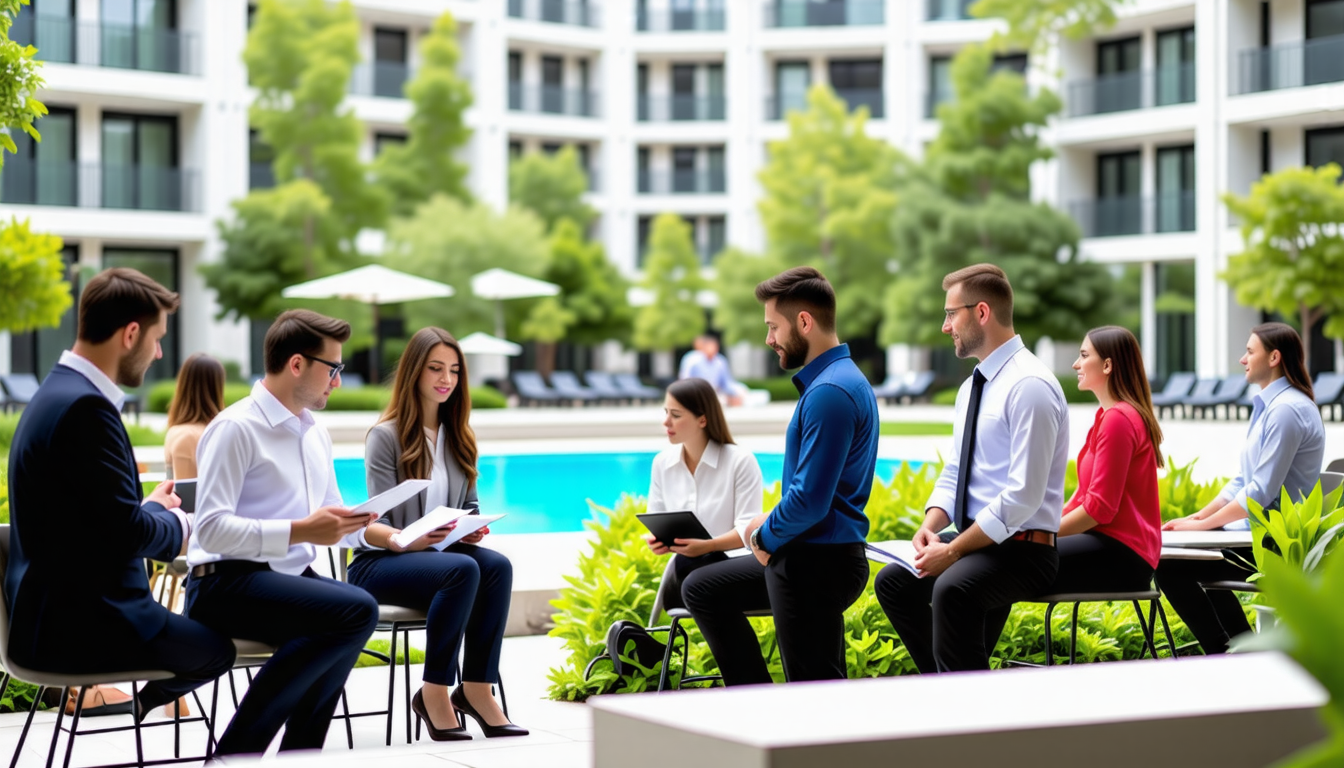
[874,264,1068,672]
[185,310,379,756]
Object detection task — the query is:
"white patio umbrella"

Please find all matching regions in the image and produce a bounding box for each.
[457,331,524,357]
[470,268,560,338]
[282,264,454,383]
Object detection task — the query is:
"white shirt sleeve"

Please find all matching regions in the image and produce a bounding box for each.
[731,450,765,549]
[976,377,1064,543]
[194,419,293,559]
[647,454,668,513]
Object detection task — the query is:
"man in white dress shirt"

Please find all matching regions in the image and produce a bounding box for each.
[874,264,1068,672]
[185,310,379,756]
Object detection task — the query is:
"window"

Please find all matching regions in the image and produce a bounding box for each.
[248,129,274,190]
[508,51,522,110]
[1096,36,1141,112]
[541,55,564,113]
[373,28,408,98]
[707,146,725,192]
[637,147,651,193]
[102,113,179,211]
[101,0,178,72]
[1156,27,1195,106]
[992,53,1028,75]
[9,245,78,377]
[706,216,725,263]
[13,0,76,64]
[927,56,951,117]
[1155,144,1195,232]
[1,106,76,205]
[1306,126,1344,175]
[829,59,883,118]
[1095,151,1141,236]
[775,61,810,119]
[374,132,407,157]
[1306,0,1344,85]
[672,64,696,120]
[637,215,653,267]
[101,249,180,383]
[672,147,697,192]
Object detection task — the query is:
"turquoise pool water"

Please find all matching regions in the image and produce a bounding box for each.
[334,453,910,534]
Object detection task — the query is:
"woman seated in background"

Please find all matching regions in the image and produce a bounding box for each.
[644,377,764,611]
[1051,327,1163,596]
[351,327,525,741]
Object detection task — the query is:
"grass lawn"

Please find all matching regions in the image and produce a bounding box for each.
[879,421,953,437]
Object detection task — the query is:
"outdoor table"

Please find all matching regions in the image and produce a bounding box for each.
[1160,530,1254,549]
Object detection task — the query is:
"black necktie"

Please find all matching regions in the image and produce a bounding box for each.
[954,369,986,531]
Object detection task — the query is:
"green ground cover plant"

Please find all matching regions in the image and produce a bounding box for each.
[879,422,953,437]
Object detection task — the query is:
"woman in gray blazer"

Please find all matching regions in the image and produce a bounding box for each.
[348,327,525,740]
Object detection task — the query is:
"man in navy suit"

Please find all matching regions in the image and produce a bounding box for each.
[5,267,235,717]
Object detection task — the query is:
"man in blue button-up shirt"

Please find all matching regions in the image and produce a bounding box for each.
[682,267,877,685]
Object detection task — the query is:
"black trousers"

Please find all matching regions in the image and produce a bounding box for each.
[874,538,1058,673]
[1154,546,1255,655]
[682,543,868,686]
[661,551,729,612]
[185,563,379,756]
[347,545,512,686]
[1048,531,1154,594]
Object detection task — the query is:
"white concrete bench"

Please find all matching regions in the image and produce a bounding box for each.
[589,652,1326,768]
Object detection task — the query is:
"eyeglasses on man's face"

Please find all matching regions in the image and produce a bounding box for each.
[301,354,345,381]
[943,304,978,321]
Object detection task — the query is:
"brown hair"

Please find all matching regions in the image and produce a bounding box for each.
[754,266,836,333]
[377,327,478,482]
[167,353,226,428]
[1252,322,1314,400]
[666,378,735,446]
[1086,326,1164,468]
[942,263,1014,326]
[78,267,180,344]
[263,309,352,375]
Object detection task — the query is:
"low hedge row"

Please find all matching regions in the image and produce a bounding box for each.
[146,380,507,413]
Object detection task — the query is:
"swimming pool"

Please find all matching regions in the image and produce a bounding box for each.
[334,453,909,534]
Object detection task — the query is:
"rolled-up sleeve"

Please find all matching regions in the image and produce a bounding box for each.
[195,419,292,559]
[977,378,1063,543]
[1235,412,1308,511]
[1074,411,1137,526]
[760,384,856,552]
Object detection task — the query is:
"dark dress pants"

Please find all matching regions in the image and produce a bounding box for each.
[347,544,513,686]
[1154,546,1255,655]
[184,563,379,756]
[660,551,729,612]
[682,543,869,686]
[874,538,1058,673]
[1048,531,1154,594]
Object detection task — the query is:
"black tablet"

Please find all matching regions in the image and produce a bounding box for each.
[175,478,197,514]
[636,511,712,545]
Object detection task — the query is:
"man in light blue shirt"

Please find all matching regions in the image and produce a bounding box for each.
[1159,322,1325,653]
[679,334,745,406]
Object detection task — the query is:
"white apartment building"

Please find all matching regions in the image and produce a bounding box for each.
[2,0,1343,384]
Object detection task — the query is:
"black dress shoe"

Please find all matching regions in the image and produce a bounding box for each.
[411,689,471,742]
[451,685,529,738]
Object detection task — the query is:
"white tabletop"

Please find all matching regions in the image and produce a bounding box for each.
[1161,530,1254,549]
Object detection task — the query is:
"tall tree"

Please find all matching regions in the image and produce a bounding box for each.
[0,218,71,333]
[882,44,1114,349]
[754,85,908,340]
[710,247,788,347]
[538,218,632,347]
[633,214,705,352]
[1221,164,1344,372]
[508,146,597,232]
[383,195,551,338]
[0,0,46,170]
[374,10,473,217]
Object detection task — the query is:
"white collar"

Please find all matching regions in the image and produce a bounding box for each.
[251,380,315,434]
[58,350,126,410]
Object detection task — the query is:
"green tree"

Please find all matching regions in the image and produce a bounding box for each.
[710,247,788,347]
[754,85,908,340]
[1222,164,1344,372]
[883,45,1114,348]
[973,0,1129,57]
[508,147,597,232]
[0,0,47,170]
[633,214,705,352]
[537,218,632,347]
[383,195,551,337]
[374,10,472,217]
[0,218,71,333]
[519,298,577,378]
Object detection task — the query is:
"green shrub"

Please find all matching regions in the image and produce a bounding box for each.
[0,413,17,456]
[545,464,1199,701]
[740,377,800,402]
[932,375,1095,406]
[1,677,44,714]
[325,387,393,412]
[147,380,252,413]
[1158,457,1227,523]
[354,638,426,668]
[0,467,8,525]
[471,384,507,409]
[879,422,953,437]
[149,379,505,414]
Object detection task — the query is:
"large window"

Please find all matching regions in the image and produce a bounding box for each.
[1095,35,1141,113]
[102,113,179,211]
[101,249,180,384]
[372,28,408,98]
[1155,27,1196,106]
[1095,150,1141,236]
[1,107,77,206]
[1154,261,1196,382]
[1155,144,1195,232]
[775,61,810,119]
[927,56,952,117]
[101,0,178,72]
[1306,0,1344,85]
[828,58,883,118]
[12,0,76,64]
[248,129,274,190]
[1306,126,1344,174]
[9,245,79,378]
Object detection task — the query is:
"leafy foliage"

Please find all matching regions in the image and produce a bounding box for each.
[1249,481,1344,575]
[145,380,506,414]
[1221,165,1344,371]
[0,218,72,334]
[354,638,426,668]
[972,0,1129,57]
[508,147,597,233]
[1158,457,1228,523]
[0,0,47,170]
[529,218,631,350]
[633,214,706,352]
[0,676,43,714]
[710,247,788,348]
[0,466,8,524]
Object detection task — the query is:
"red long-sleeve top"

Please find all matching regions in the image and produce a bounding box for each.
[1064,402,1162,569]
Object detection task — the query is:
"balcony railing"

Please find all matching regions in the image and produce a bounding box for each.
[349,62,413,99]
[509,84,601,117]
[0,162,200,212]
[11,16,200,74]
[834,88,884,118]
[766,93,809,120]
[1066,64,1196,117]
[637,169,727,194]
[637,94,726,121]
[762,0,883,28]
[1071,193,1196,238]
[926,0,974,21]
[507,0,601,28]
[636,7,725,32]
[249,163,275,190]
[1235,34,1344,95]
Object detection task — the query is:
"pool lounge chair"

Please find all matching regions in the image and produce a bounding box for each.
[512,371,564,406]
[1314,372,1344,422]
[548,371,602,405]
[873,371,936,405]
[614,373,664,403]
[584,371,631,404]
[0,373,40,412]
[1183,376,1248,420]
[1150,372,1196,419]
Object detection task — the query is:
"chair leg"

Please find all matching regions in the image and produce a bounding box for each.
[339,688,354,750]
[1153,599,1178,659]
[227,669,239,710]
[1069,603,1081,665]
[60,685,85,768]
[656,616,682,693]
[1043,604,1058,667]
[9,685,45,768]
[1132,600,1157,660]
[402,628,413,745]
[387,627,399,747]
[44,686,69,768]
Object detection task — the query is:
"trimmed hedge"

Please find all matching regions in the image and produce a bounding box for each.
[741,376,800,402]
[147,380,507,413]
[934,373,1095,406]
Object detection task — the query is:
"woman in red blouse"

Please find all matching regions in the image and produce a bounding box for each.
[1052,326,1164,593]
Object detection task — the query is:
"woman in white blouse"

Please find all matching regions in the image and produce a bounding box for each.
[645,378,765,610]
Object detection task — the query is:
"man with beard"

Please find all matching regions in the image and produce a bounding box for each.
[185,310,379,756]
[874,264,1068,672]
[5,268,236,721]
[682,266,877,684]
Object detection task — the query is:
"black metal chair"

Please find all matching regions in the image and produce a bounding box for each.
[1150,372,1197,419]
[1025,586,1178,666]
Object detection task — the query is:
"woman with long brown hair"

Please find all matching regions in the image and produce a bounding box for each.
[350,327,525,740]
[1049,327,1164,595]
[164,353,227,479]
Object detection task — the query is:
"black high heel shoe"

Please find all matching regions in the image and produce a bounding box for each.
[450,685,529,738]
[411,689,472,742]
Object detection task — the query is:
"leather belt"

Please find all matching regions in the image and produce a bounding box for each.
[189,560,271,578]
[1008,529,1057,546]
[190,563,216,578]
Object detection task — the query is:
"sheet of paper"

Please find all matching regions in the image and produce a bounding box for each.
[865,540,919,576]
[389,505,472,549]
[432,514,506,550]
[352,479,433,516]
